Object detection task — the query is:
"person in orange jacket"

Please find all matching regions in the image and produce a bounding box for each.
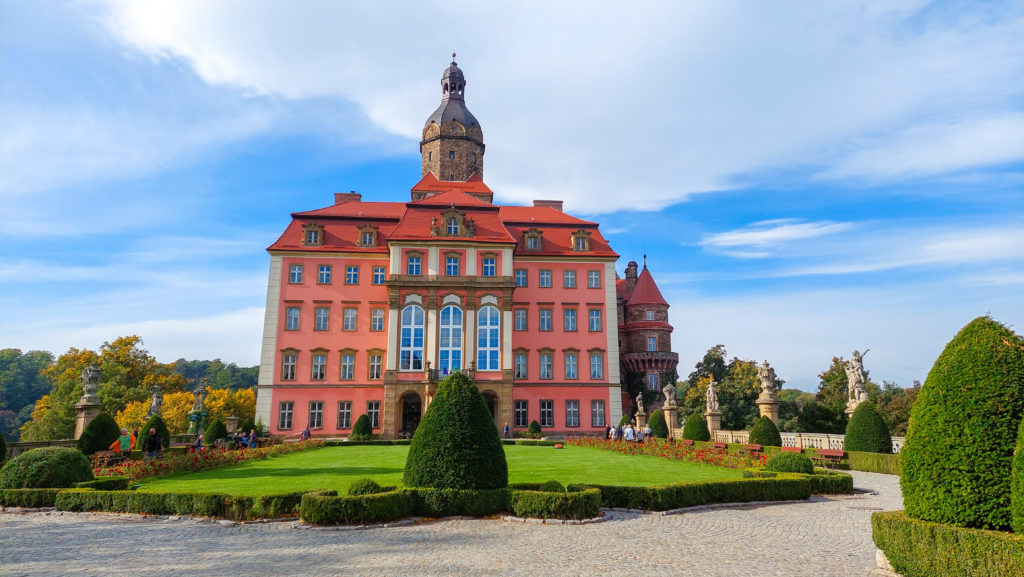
[109,427,136,457]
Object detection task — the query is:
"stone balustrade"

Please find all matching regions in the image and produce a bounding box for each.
[711,430,905,453]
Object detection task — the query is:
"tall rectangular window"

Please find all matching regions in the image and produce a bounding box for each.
[539,353,553,379]
[648,336,658,352]
[648,373,660,391]
[340,353,354,380]
[591,400,606,427]
[539,270,552,287]
[372,266,386,285]
[370,308,385,331]
[343,308,357,331]
[337,401,352,429]
[589,309,602,332]
[514,400,528,428]
[367,401,381,428]
[285,307,300,331]
[314,307,329,331]
[540,400,554,427]
[289,264,303,283]
[281,353,296,380]
[318,265,332,284]
[345,266,359,285]
[565,353,578,379]
[407,256,421,275]
[514,269,527,287]
[482,257,496,277]
[514,309,527,331]
[514,353,528,379]
[368,354,382,380]
[311,354,327,380]
[563,270,576,288]
[445,256,460,276]
[590,353,604,380]
[587,270,601,288]
[278,401,294,430]
[539,309,552,332]
[565,400,579,427]
[308,401,323,429]
[564,309,577,332]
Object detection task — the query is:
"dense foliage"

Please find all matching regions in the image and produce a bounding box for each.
[351,415,372,440]
[900,316,1024,530]
[1012,416,1024,533]
[681,415,711,441]
[404,372,508,490]
[748,416,782,447]
[648,409,668,438]
[0,349,54,441]
[77,412,121,455]
[135,415,171,451]
[0,435,5,465]
[348,478,386,495]
[844,402,892,454]
[679,345,783,430]
[765,452,814,475]
[528,420,542,435]
[0,446,93,488]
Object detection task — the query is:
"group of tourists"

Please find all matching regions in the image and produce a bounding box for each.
[607,422,652,442]
[191,429,259,452]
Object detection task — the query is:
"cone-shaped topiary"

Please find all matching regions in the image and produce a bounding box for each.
[351,415,372,440]
[1011,416,1024,533]
[136,415,171,451]
[0,446,93,488]
[844,402,892,454]
[528,420,542,436]
[765,451,814,475]
[77,412,121,455]
[682,415,711,441]
[204,419,228,443]
[403,372,508,490]
[901,316,1024,530]
[648,409,669,438]
[748,416,782,447]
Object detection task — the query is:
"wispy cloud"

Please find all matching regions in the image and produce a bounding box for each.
[700,220,854,257]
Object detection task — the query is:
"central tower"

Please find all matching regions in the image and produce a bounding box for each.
[420,54,485,182]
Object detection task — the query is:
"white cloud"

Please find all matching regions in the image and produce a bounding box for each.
[701,220,854,257]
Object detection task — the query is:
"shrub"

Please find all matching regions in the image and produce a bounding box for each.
[845,402,892,454]
[900,316,1024,530]
[403,372,508,490]
[873,510,1024,577]
[135,415,171,451]
[300,489,417,525]
[619,413,633,426]
[538,480,565,493]
[528,420,542,435]
[808,470,854,494]
[765,452,814,475]
[571,477,811,511]
[510,488,601,520]
[0,435,6,466]
[748,416,782,447]
[204,419,228,443]
[75,476,130,491]
[351,415,373,441]
[847,450,900,475]
[349,478,386,496]
[77,412,121,455]
[648,409,668,438]
[682,416,711,442]
[414,487,511,517]
[0,488,62,508]
[1012,416,1024,533]
[0,447,93,489]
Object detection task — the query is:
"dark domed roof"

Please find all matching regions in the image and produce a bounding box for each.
[424,54,480,130]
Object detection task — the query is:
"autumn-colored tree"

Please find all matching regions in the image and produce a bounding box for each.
[160,391,194,435]
[114,401,150,431]
[20,347,99,441]
[679,346,776,431]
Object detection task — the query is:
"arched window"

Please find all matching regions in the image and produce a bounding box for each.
[438,305,463,374]
[477,305,500,371]
[447,217,459,235]
[400,305,425,371]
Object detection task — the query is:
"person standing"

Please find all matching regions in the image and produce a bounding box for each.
[108,428,135,459]
[300,426,311,441]
[624,423,635,442]
[248,429,258,449]
[142,427,162,459]
[643,423,652,441]
[503,422,510,439]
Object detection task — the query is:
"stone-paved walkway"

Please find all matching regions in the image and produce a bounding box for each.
[0,471,901,577]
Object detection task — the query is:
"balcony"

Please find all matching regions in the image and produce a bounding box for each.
[621,351,679,373]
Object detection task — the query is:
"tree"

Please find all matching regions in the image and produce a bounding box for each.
[136,414,171,450]
[351,415,372,440]
[19,347,99,441]
[844,402,892,454]
[778,389,814,432]
[160,391,195,435]
[77,412,121,455]
[114,401,150,432]
[681,415,710,441]
[874,381,919,436]
[813,356,882,435]
[0,349,54,440]
[679,346,778,431]
[648,409,668,438]
[748,416,782,447]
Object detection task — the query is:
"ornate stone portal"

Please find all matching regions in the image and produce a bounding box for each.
[755,361,781,425]
[74,364,104,439]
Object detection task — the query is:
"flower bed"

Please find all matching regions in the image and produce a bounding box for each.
[93,441,325,481]
[567,438,768,469]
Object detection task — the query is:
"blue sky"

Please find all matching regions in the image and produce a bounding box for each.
[1,0,1021,391]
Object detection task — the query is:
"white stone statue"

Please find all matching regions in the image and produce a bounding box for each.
[844,349,869,403]
[80,365,101,400]
[191,387,207,413]
[636,392,645,414]
[706,379,720,412]
[662,382,677,408]
[148,385,163,417]
[757,361,779,396]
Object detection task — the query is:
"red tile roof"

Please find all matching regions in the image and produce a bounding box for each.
[293,201,406,219]
[409,188,497,209]
[626,267,669,307]
[389,205,515,243]
[412,172,493,194]
[498,206,595,226]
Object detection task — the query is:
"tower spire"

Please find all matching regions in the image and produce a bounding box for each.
[420,55,485,182]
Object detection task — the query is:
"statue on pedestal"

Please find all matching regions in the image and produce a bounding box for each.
[706,378,720,412]
[187,385,209,436]
[80,364,101,401]
[844,349,870,404]
[757,361,779,399]
[147,385,163,417]
[662,382,677,408]
[635,392,645,414]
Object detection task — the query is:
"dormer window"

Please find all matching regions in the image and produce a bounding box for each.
[301,223,324,247]
[447,217,459,235]
[431,207,475,238]
[358,225,378,247]
[571,229,592,252]
[524,228,543,251]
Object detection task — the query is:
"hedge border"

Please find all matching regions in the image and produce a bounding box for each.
[741,469,853,495]
[566,477,812,511]
[0,488,62,508]
[76,476,130,491]
[54,488,306,520]
[873,510,1024,577]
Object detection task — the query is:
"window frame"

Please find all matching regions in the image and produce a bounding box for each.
[481,257,496,277]
[317,265,332,285]
[564,352,578,380]
[366,401,381,428]
[587,270,601,289]
[345,265,359,285]
[588,309,602,332]
[370,308,385,332]
[591,400,606,427]
[514,400,528,428]
[278,401,294,430]
[285,307,300,331]
[407,255,422,276]
[337,401,352,429]
[288,264,303,284]
[314,306,330,331]
[538,270,552,288]
[308,401,324,430]
[565,400,580,428]
[538,308,552,332]
[343,307,358,331]
[372,266,386,285]
[564,309,577,332]
[399,305,425,372]
[514,269,528,287]
[590,352,604,380]
[539,352,553,380]
[563,270,576,288]
[281,351,297,381]
[513,352,528,379]
[445,255,460,276]
[339,352,355,381]
[514,309,528,331]
[477,305,500,371]
[368,353,382,380]
[540,400,554,428]
[311,352,327,381]
[438,305,463,374]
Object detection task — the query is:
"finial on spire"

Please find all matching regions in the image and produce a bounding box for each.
[643,254,648,269]
[451,51,457,64]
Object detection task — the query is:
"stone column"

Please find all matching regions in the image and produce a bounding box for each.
[663,405,678,438]
[705,410,722,436]
[756,396,780,425]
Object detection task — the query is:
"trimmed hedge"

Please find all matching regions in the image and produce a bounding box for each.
[300,489,418,525]
[348,478,386,495]
[1014,416,1024,533]
[682,416,711,442]
[873,510,1024,577]
[539,480,565,493]
[75,476,130,491]
[807,469,854,494]
[844,402,892,454]
[77,412,121,455]
[0,446,93,489]
[648,409,668,439]
[748,416,782,447]
[900,316,1024,530]
[567,477,812,511]
[847,450,900,475]
[528,420,542,435]
[502,439,557,447]
[0,488,62,508]
[765,452,814,475]
[204,419,228,443]
[351,415,373,441]
[415,487,511,518]
[55,489,306,520]
[510,488,601,520]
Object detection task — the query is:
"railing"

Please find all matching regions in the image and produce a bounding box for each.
[712,430,905,453]
[6,439,78,459]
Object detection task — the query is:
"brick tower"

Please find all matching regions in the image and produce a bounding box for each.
[420,53,485,183]
[617,259,679,414]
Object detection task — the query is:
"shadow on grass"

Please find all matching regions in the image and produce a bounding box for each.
[158,465,404,481]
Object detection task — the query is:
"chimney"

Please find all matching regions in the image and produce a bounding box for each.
[624,261,639,297]
[334,191,361,204]
[533,199,563,212]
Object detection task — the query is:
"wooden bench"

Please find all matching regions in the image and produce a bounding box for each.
[812,449,845,467]
[781,446,803,453]
[680,439,694,447]
[713,442,728,453]
[739,443,763,457]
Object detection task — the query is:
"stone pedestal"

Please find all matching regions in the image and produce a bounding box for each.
[225,416,239,434]
[74,399,103,440]
[845,399,861,419]
[756,396,780,425]
[706,410,722,435]
[663,405,678,437]
[635,410,648,428]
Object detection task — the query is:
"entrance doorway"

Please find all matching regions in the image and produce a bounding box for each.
[401,392,422,438]
[481,391,498,424]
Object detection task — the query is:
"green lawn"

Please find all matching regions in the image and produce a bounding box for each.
[138,445,743,496]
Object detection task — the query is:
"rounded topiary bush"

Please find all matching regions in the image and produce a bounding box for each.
[349,478,385,495]
[648,409,668,438]
[682,415,711,442]
[0,446,93,488]
[748,416,782,447]
[844,402,892,454]
[136,415,171,451]
[539,480,565,493]
[528,420,542,436]
[351,415,373,441]
[204,419,228,443]
[404,372,508,490]
[1011,416,1024,533]
[901,316,1024,530]
[77,412,121,455]
[765,451,814,475]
